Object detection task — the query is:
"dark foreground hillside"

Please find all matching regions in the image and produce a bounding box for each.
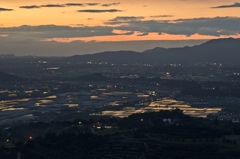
[1,110,240,159]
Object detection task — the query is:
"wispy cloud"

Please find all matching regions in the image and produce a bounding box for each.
[65,3,84,6]
[212,2,240,8]
[78,9,122,13]
[102,3,120,7]
[150,15,174,18]
[86,3,100,6]
[19,3,102,9]
[0,7,13,12]
[20,4,65,9]
[19,5,40,9]
[41,4,65,8]
[107,16,145,25]
[110,16,144,21]
[112,29,134,35]
[137,32,148,36]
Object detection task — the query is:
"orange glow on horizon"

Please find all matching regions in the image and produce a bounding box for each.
[42,33,240,43]
[1,0,240,43]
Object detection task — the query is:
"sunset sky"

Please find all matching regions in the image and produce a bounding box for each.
[1,0,240,56]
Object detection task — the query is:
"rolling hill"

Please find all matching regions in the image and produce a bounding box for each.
[68,38,240,64]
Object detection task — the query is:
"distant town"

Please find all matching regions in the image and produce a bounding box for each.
[1,53,240,124]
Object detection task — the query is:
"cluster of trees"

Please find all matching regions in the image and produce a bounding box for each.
[1,110,240,159]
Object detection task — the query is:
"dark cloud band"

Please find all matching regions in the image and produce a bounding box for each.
[65,3,84,6]
[41,4,65,8]
[85,3,100,6]
[110,16,144,21]
[19,5,40,9]
[1,17,240,40]
[106,16,240,37]
[102,3,120,7]
[212,2,240,8]
[150,15,174,18]
[0,7,13,11]
[78,9,122,13]
[19,3,104,9]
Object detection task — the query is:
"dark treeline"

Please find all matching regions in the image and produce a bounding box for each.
[1,110,240,159]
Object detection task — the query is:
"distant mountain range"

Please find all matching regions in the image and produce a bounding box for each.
[69,38,240,64]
